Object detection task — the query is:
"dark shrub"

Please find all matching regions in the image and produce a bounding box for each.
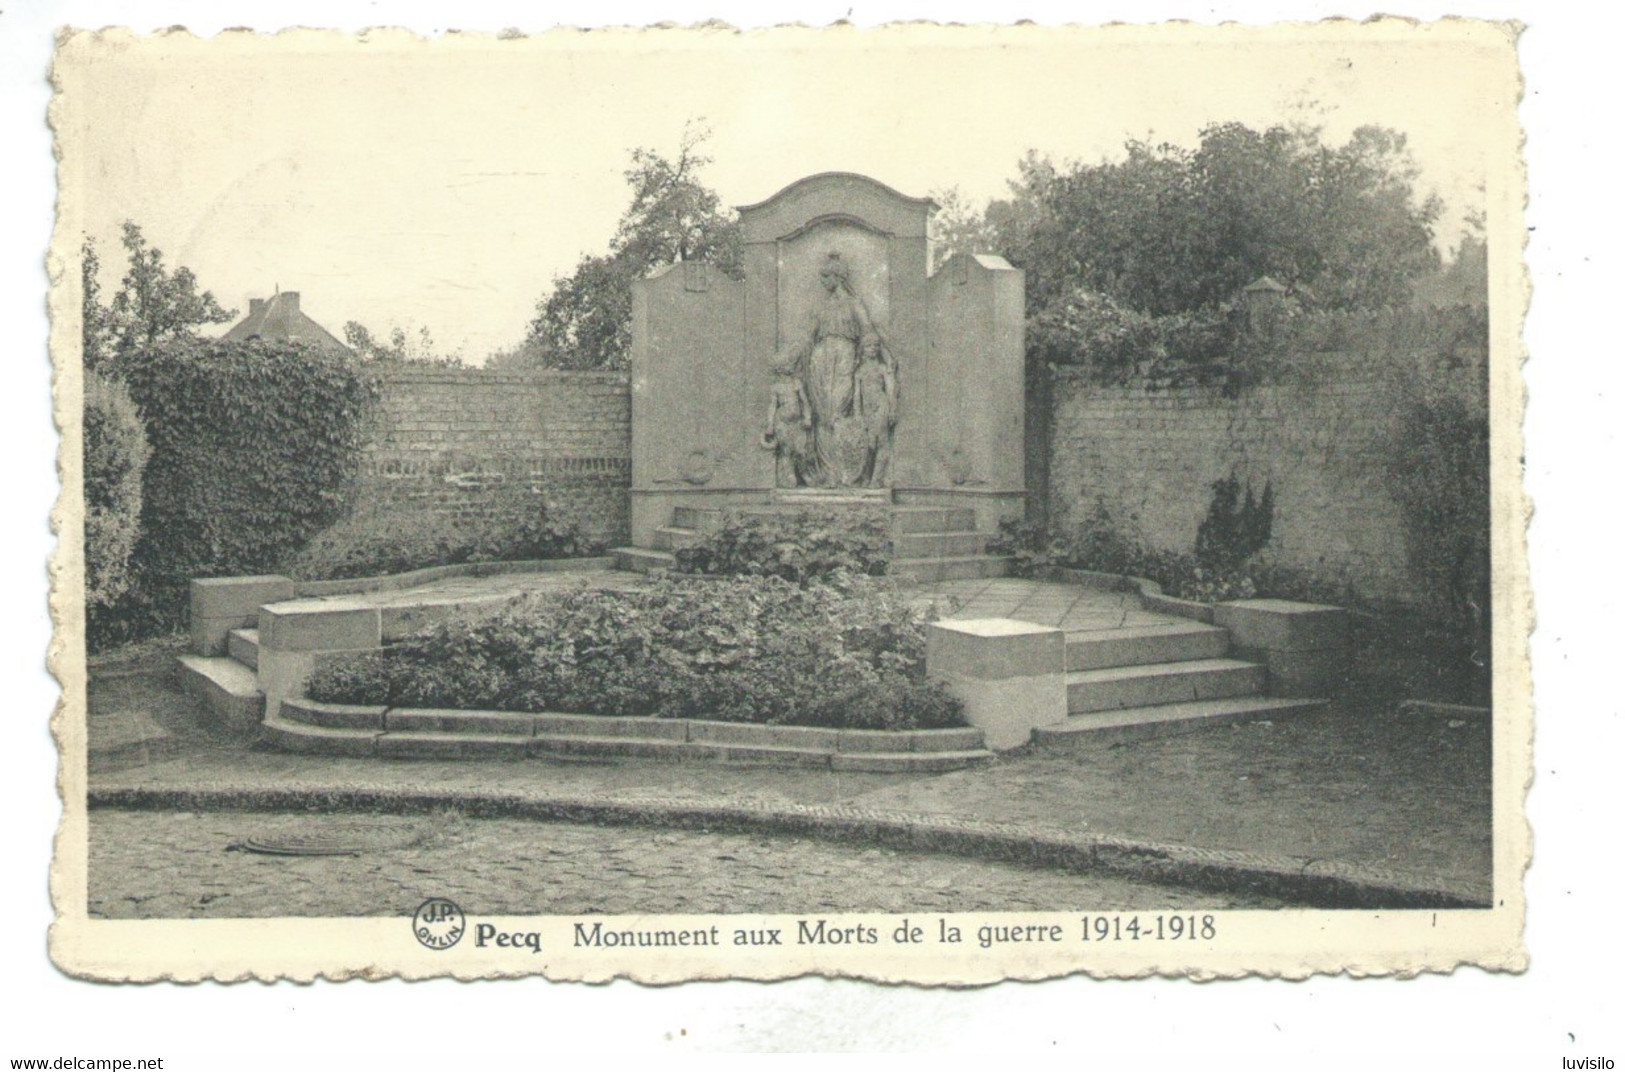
[83,372,150,615]
[306,574,964,731]
[674,511,891,584]
[1382,397,1491,683]
[1193,474,1274,572]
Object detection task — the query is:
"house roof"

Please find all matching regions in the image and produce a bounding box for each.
[222,291,349,352]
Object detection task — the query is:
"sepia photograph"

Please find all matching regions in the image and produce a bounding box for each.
[9,0,1624,1059]
[43,17,1533,986]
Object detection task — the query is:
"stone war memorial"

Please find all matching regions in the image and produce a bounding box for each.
[172,171,1362,763]
[620,172,1026,578]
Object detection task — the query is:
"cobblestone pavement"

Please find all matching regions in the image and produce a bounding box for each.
[88,809,1280,919]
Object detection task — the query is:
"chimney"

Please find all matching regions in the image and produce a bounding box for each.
[249,298,265,316]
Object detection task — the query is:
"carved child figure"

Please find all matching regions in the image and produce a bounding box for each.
[761,354,814,487]
[852,347,897,487]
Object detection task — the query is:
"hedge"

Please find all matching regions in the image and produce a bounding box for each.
[91,338,376,648]
[83,371,150,611]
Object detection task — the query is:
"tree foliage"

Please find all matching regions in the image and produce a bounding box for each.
[527,122,742,370]
[343,320,464,366]
[954,124,1442,319]
[81,222,235,369]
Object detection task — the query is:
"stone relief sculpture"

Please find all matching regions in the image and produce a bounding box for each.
[760,353,814,487]
[771,250,898,488]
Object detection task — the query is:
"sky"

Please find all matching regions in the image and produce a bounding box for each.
[56,22,1512,361]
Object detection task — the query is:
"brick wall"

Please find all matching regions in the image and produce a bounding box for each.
[1049,346,1488,609]
[357,367,632,548]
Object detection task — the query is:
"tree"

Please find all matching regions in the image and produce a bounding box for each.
[527,122,742,370]
[80,236,115,369]
[928,186,1003,270]
[85,222,235,368]
[343,321,464,366]
[961,123,1442,319]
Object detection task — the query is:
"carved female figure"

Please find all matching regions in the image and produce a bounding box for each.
[794,251,885,486]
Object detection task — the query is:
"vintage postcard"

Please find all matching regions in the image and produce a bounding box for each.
[48,18,1527,983]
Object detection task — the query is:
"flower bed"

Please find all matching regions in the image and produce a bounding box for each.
[673,511,891,583]
[305,573,963,731]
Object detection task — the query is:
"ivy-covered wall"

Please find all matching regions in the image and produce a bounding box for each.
[1048,335,1488,613]
[357,367,632,548]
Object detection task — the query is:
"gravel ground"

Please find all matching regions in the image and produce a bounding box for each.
[87,808,1281,918]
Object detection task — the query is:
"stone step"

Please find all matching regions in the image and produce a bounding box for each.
[654,525,990,558]
[668,504,979,535]
[651,526,702,552]
[891,555,1013,583]
[1066,658,1266,714]
[615,545,1010,582]
[1033,696,1331,750]
[1064,621,1231,672]
[227,627,260,671]
[894,531,990,557]
[176,655,264,732]
[888,506,980,534]
[611,546,676,573]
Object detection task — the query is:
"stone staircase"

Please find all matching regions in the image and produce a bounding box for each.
[1031,619,1327,749]
[176,644,264,732]
[612,502,1013,583]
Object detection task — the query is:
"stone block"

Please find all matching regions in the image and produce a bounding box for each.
[927,618,1066,680]
[188,575,298,655]
[258,599,382,653]
[927,618,1066,751]
[1212,599,1349,653]
[190,574,298,622]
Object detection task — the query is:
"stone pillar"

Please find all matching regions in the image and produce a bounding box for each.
[926,618,1067,750]
[1213,598,1351,698]
[628,261,762,546]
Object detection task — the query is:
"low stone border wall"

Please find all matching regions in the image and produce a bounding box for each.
[89,783,1488,909]
[285,698,983,751]
[290,556,618,599]
[188,558,615,656]
[269,698,992,771]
